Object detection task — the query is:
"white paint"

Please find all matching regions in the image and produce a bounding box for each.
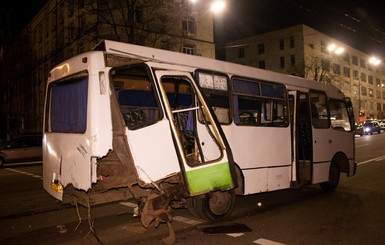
[253,238,286,245]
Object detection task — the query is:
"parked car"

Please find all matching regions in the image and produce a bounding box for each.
[0,135,42,167]
[378,119,385,129]
[355,123,364,136]
[362,121,382,135]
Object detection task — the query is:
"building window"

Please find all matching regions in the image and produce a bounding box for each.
[238,47,244,58]
[383,92,385,99]
[368,75,373,84]
[376,78,381,87]
[353,70,359,80]
[79,13,86,34]
[321,59,330,71]
[352,55,358,65]
[369,88,374,97]
[343,67,350,77]
[360,58,366,69]
[258,60,265,69]
[68,1,74,16]
[290,55,296,67]
[361,86,367,96]
[135,7,143,23]
[353,84,359,95]
[333,64,341,74]
[258,43,265,54]
[182,18,196,35]
[78,43,84,53]
[290,36,295,48]
[182,44,195,55]
[280,56,285,68]
[51,13,56,32]
[343,53,350,64]
[320,41,326,53]
[279,38,284,50]
[376,90,381,99]
[361,73,366,82]
[79,0,84,8]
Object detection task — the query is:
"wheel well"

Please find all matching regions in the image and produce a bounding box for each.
[234,163,244,195]
[332,152,349,174]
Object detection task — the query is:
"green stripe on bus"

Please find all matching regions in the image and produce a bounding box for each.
[186,162,234,195]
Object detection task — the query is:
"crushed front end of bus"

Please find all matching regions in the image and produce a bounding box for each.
[43,42,236,243]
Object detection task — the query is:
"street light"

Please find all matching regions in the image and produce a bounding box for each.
[369,56,381,65]
[210,0,226,14]
[327,43,344,55]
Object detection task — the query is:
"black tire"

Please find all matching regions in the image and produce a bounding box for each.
[187,190,235,221]
[320,161,340,191]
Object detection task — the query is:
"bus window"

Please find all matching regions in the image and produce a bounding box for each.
[111,66,161,130]
[233,78,288,127]
[161,75,223,166]
[309,91,329,128]
[329,99,352,131]
[197,72,230,124]
[47,73,88,133]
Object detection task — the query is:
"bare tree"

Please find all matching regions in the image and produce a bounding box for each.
[80,0,192,50]
[304,49,337,83]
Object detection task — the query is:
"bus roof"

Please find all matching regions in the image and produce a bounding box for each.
[98,40,345,98]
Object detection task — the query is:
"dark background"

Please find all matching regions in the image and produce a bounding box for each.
[2,0,385,59]
[215,0,385,59]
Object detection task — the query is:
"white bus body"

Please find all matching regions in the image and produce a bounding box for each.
[100,40,356,196]
[43,40,356,232]
[43,42,237,229]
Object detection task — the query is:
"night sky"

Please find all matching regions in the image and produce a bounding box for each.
[1,0,385,60]
[215,0,385,60]
[0,0,47,46]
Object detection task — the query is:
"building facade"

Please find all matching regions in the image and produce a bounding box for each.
[226,24,385,122]
[0,0,216,138]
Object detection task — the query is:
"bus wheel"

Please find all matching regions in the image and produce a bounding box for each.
[187,190,235,221]
[320,161,340,191]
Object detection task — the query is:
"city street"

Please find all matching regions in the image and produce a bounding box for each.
[1,133,385,245]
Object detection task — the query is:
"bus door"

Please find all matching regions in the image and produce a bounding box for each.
[309,90,331,183]
[155,70,234,196]
[291,91,313,184]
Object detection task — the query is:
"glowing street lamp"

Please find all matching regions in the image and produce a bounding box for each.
[369,56,381,65]
[210,0,226,14]
[327,43,344,55]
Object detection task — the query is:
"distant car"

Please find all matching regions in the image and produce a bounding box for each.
[362,121,382,135]
[378,120,385,129]
[0,135,42,167]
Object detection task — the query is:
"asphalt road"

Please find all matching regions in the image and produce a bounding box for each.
[1,133,385,245]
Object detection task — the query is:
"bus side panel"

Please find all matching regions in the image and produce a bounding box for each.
[330,129,355,174]
[88,72,113,167]
[125,119,181,183]
[243,168,268,194]
[312,162,329,184]
[267,166,291,191]
[222,125,292,194]
[223,126,291,168]
[43,134,93,199]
